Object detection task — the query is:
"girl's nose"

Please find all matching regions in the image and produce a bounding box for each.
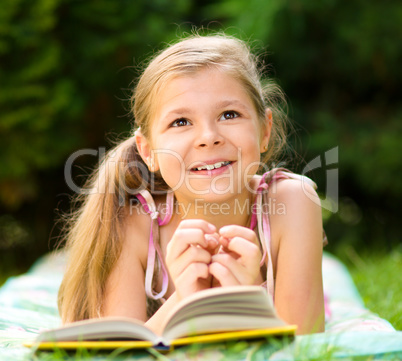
[196,123,224,148]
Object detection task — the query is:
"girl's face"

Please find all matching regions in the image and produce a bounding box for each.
[137,67,271,204]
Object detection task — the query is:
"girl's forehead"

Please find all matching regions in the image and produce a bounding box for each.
[153,68,254,114]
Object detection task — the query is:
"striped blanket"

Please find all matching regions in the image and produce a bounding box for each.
[0,251,401,360]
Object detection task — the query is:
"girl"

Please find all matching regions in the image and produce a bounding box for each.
[58,34,325,335]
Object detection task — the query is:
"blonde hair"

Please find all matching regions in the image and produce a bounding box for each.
[133,34,288,166]
[58,33,289,323]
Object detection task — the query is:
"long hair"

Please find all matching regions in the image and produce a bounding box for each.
[58,138,165,322]
[58,33,289,323]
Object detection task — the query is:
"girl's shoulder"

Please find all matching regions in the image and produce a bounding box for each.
[255,168,319,204]
[124,196,153,224]
[255,168,322,228]
[266,172,323,242]
[122,197,154,268]
[269,176,320,204]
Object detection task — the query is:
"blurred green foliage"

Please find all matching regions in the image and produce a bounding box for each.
[0,0,401,274]
[0,0,197,271]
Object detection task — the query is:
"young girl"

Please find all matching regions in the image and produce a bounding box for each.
[58,34,325,335]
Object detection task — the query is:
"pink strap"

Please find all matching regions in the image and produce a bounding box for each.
[136,191,173,300]
[249,168,318,300]
[253,177,275,299]
[136,191,173,226]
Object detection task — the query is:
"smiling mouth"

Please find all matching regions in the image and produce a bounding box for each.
[191,161,232,171]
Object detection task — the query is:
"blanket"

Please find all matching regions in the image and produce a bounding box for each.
[0,251,401,360]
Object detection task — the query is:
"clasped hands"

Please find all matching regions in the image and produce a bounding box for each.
[166,219,263,301]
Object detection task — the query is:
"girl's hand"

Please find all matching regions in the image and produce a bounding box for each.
[209,225,262,287]
[165,219,219,301]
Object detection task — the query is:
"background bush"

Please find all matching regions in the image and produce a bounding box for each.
[1,0,401,276]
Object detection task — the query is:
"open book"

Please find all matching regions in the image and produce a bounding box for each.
[28,286,296,350]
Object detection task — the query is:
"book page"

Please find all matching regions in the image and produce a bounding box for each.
[161,286,285,341]
[36,317,158,343]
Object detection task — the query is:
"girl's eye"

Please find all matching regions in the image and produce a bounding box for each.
[220,111,240,121]
[171,118,190,127]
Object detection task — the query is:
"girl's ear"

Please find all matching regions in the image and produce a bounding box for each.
[260,108,273,153]
[134,129,159,172]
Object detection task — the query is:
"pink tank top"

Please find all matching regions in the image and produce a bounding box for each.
[135,168,325,306]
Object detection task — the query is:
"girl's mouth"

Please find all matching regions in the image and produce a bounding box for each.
[192,161,231,171]
[190,161,233,174]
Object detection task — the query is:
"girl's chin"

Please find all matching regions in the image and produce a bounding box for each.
[165,171,257,202]
[174,184,249,205]
[184,179,237,196]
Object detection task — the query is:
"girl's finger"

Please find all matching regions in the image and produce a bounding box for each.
[167,221,218,262]
[204,233,220,254]
[211,252,258,285]
[219,225,259,246]
[177,219,216,234]
[174,262,211,300]
[166,228,207,262]
[179,262,210,282]
[227,236,262,267]
[209,260,240,287]
[217,237,239,259]
[171,246,212,277]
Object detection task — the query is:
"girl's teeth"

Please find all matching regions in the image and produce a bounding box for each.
[195,161,229,171]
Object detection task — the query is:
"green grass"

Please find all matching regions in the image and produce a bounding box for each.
[342,247,402,331]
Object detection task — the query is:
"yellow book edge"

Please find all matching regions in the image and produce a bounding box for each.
[24,325,297,350]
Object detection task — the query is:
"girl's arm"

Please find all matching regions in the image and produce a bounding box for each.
[270,179,325,334]
[102,211,150,322]
[103,219,182,335]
